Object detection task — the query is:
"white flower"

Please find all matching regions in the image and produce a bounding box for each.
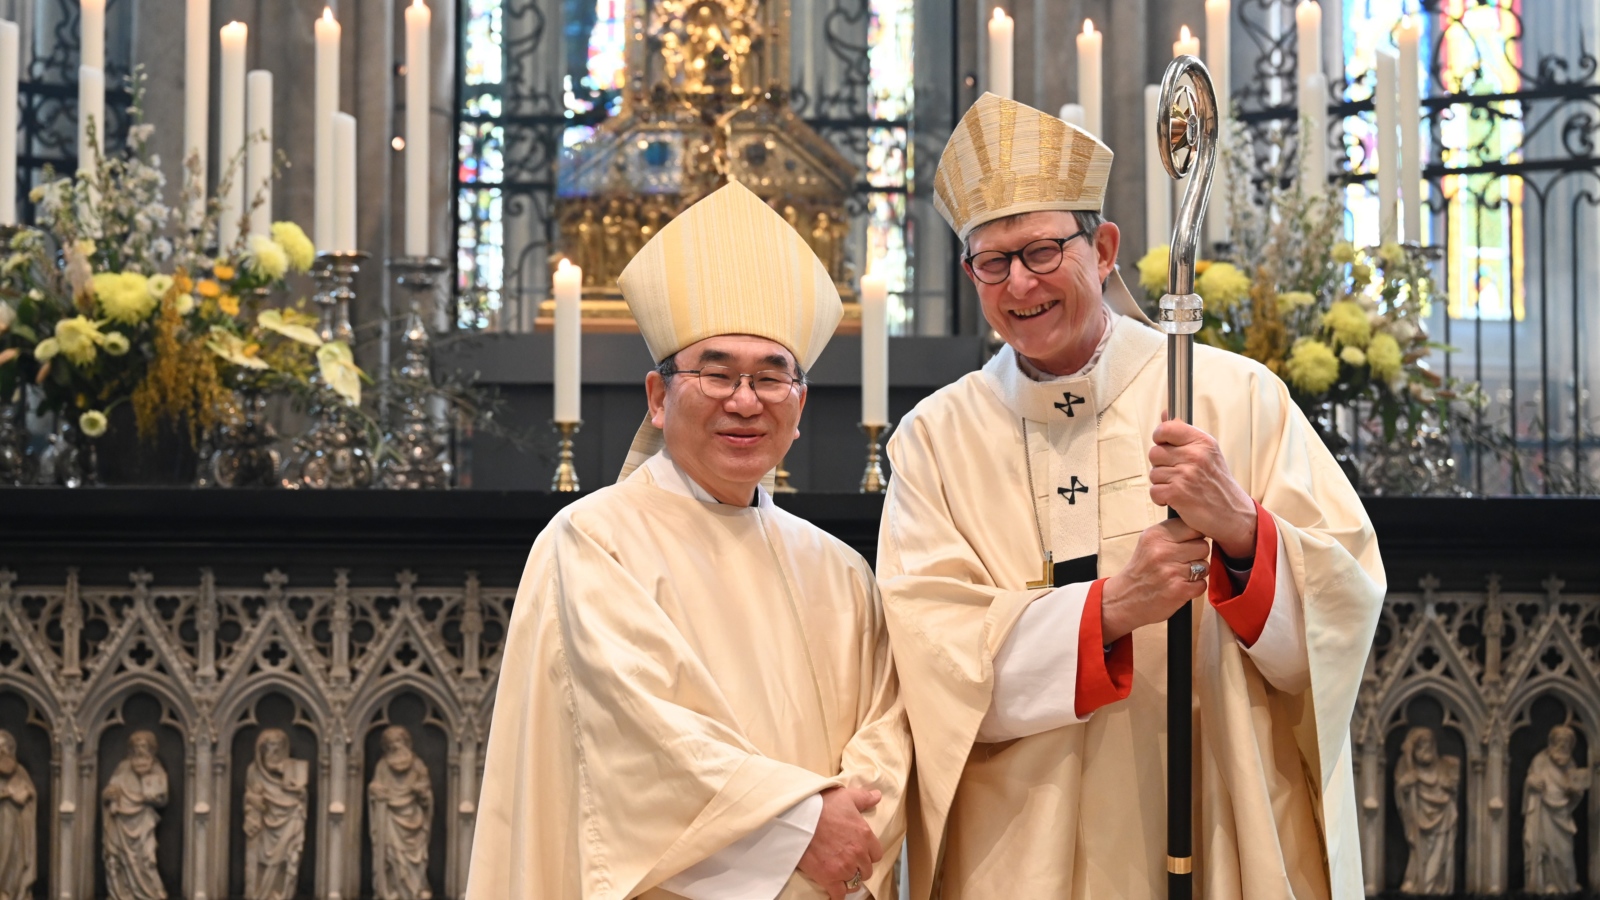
[147,273,174,299]
[78,410,108,438]
[34,337,59,361]
[0,300,13,333]
[175,293,196,316]
[103,331,131,356]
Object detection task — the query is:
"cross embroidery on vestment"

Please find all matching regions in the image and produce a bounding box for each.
[1058,476,1090,505]
[1054,391,1086,417]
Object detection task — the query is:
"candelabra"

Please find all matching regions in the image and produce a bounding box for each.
[283,252,374,489]
[382,256,452,489]
[552,421,580,492]
[860,423,891,493]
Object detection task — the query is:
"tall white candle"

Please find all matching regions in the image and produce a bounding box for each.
[552,258,582,423]
[860,273,888,428]
[1205,0,1230,247]
[183,0,209,227]
[1076,20,1102,138]
[315,8,341,253]
[1296,1,1322,86]
[0,20,17,225]
[332,111,357,253]
[76,65,103,174]
[1173,25,1200,60]
[987,8,1014,101]
[1398,16,1423,242]
[1300,72,1328,195]
[246,70,273,237]
[405,0,431,257]
[217,21,247,252]
[1058,103,1085,129]
[1145,84,1172,252]
[1375,48,1399,243]
[80,0,104,70]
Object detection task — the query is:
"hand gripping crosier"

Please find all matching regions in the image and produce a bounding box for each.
[1155,53,1218,900]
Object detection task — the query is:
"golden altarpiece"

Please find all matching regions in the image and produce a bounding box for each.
[544,0,862,331]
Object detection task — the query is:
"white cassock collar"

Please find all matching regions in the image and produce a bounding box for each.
[640,448,773,510]
[982,304,1164,423]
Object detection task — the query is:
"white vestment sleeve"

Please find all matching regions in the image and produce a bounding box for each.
[1234,534,1310,695]
[660,793,824,900]
[976,581,1093,743]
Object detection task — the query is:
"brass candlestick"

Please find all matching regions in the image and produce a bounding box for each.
[552,421,581,492]
[860,422,890,493]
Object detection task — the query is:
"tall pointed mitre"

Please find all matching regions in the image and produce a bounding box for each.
[614,180,843,481]
[934,93,1152,324]
[934,92,1114,240]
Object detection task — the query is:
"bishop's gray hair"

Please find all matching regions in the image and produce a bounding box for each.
[963,209,1105,257]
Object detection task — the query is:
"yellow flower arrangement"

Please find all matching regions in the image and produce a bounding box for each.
[1322,300,1371,349]
[103,332,131,356]
[174,293,196,316]
[1277,291,1316,312]
[1195,262,1251,311]
[1377,242,1406,269]
[1367,332,1403,382]
[1285,339,1339,394]
[146,273,174,299]
[245,235,290,281]
[218,294,241,316]
[93,271,158,324]
[1331,241,1356,264]
[1339,346,1366,367]
[271,221,316,273]
[213,263,236,281]
[196,278,222,299]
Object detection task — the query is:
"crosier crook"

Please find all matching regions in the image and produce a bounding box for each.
[1155,53,1219,900]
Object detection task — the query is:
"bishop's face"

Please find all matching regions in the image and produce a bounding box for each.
[648,334,808,506]
[965,210,1120,375]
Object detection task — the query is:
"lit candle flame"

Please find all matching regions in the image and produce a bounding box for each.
[1180,25,1192,42]
[412,0,425,8]
[992,7,1007,22]
[1083,19,1095,35]
[322,7,334,22]
[557,258,574,274]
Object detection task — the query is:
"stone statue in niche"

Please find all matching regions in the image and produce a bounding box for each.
[369,726,434,899]
[102,730,168,900]
[243,729,309,900]
[0,730,37,900]
[1394,726,1461,894]
[1523,724,1592,893]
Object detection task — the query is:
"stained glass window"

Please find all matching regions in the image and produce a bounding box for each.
[866,0,916,333]
[457,0,507,329]
[1341,0,1525,322]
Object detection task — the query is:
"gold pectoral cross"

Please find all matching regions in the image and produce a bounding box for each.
[1026,550,1055,589]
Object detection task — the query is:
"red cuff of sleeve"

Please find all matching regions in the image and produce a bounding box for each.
[1074,579,1134,718]
[1207,501,1279,647]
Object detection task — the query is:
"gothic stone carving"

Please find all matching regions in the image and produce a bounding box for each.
[102,731,167,900]
[369,726,434,899]
[1523,724,1592,893]
[1395,726,1461,893]
[243,729,309,900]
[0,729,36,900]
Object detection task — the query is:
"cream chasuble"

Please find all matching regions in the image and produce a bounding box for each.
[468,458,910,899]
[877,312,1385,899]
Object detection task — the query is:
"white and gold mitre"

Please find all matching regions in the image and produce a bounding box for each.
[618,180,843,369]
[933,92,1114,241]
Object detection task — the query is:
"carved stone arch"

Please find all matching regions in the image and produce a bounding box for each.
[215,688,325,900]
[211,610,336,719]
[80,675,197,749]
[1371,612,1491,735]
[345,612,461,708]
[75,609,202,729]
[1502,616,1600,728]
[348,688,455,900]
[87,689,189,900]
[348,674,464,741]
[1376,675,1489,751]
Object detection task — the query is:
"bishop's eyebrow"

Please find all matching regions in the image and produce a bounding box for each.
[693,348,734,365]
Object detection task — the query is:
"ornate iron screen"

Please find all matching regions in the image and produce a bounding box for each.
[1234,0,1600,495]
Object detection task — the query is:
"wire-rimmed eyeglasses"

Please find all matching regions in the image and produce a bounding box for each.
[963,230,1090,285]
[674,366,803,404]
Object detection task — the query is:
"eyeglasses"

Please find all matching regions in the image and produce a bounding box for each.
[964,230,1090,285]
[675,366,803,404]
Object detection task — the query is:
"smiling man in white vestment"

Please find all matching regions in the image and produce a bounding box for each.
[467,181,910,900]
[876,93,1386,898]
